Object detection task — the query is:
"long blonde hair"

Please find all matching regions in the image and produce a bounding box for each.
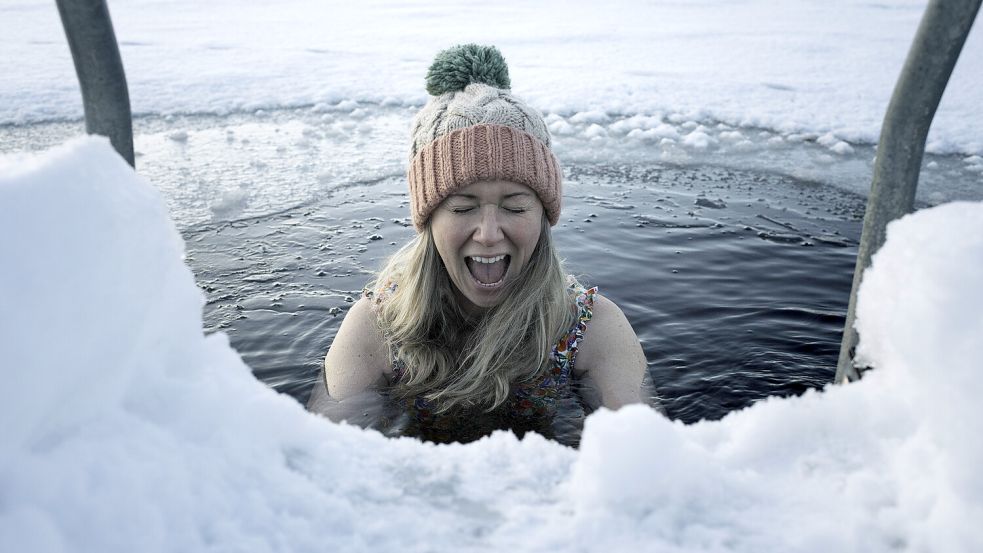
[370,216,576,413]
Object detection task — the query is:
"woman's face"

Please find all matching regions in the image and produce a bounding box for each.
[430,180,544,314]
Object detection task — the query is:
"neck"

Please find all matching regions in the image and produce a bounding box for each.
[451,287,488,320]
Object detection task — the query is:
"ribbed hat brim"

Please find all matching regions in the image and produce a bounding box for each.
[407,124,562,230]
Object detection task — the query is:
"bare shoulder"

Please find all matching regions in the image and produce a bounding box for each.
[339,296,387,346]
[321,296,391,400]
[573,292,646,409]
[575,293,633,372]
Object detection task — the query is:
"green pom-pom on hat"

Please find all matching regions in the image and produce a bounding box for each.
[425,44,511,96]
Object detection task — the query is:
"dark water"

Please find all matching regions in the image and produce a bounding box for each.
[185,160,864,442]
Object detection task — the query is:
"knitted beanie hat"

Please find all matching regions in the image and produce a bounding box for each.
[407,44,562,231]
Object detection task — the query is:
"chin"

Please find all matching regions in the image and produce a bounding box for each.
[452,277,506,313]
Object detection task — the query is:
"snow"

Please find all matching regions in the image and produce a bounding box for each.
[2,137,981,551]
[2,0,982,155]
[683,130,716,150]
[582,123,608,139]
[3,0,983,548]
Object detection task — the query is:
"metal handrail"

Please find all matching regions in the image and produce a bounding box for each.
[835,0,981,383]
[56,0,134,167]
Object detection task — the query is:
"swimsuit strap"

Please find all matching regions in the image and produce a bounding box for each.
[550,281,597,383]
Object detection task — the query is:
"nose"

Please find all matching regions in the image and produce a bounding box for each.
[472,204,504,246]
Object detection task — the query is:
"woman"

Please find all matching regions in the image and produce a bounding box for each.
[308,44,650,443]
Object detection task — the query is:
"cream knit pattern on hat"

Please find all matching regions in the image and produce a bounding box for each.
[407,45,562,230]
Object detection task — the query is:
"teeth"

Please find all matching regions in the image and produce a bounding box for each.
[469,255,506,264]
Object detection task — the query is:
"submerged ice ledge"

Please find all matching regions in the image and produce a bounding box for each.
[1,137,981,551]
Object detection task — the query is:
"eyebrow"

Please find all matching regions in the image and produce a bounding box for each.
[448,192,533,200]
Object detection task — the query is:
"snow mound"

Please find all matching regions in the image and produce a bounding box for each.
[1,138,981,552]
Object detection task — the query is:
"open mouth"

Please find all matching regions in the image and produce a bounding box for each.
[465,254,511,287]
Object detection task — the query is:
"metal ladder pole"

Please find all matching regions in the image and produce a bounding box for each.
[55,0,134,167]
[835,0,981,383]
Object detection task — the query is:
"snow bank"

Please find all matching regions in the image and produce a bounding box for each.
[1,138,981,551]
[3,0,982,155]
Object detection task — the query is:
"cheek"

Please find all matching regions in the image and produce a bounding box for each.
[433,228,467,267]
[518,222,542,259]
[430,214,459,262]
[433,236,454,269]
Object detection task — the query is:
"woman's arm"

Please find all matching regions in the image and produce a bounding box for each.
[573,293,647,410]
[308,297,390,416]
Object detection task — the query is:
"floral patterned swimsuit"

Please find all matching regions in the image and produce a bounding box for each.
[374,279,597,441]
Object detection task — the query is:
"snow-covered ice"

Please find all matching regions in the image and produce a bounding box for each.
[2,0,982,156]
[2,137,981,552]
[4,0,982,220]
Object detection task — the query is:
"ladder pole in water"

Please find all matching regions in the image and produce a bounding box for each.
[835,0,981,383]
[55,0,134,167]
